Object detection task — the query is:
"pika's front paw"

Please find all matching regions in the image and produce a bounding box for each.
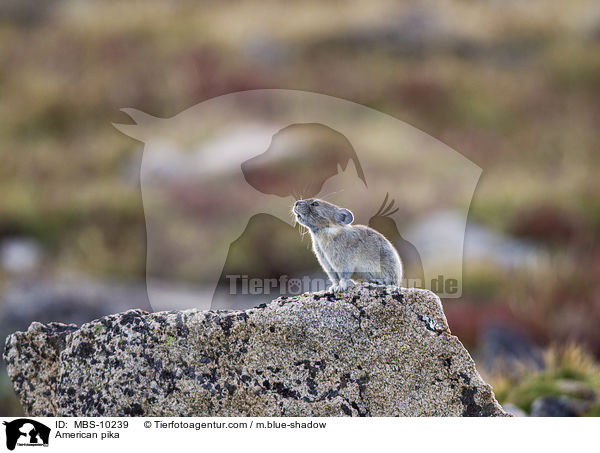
[328,284,341,293]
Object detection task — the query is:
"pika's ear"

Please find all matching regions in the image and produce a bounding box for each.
[335,208,354,225]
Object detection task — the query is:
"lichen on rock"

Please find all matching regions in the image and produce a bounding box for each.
[3,284,508,416]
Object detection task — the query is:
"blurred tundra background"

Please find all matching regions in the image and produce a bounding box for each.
[1,0,600,416]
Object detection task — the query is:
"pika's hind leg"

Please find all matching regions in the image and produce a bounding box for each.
[337,271,356,291]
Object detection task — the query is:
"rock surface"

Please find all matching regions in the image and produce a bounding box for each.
[4,284,507,416]
[0,279,151,416]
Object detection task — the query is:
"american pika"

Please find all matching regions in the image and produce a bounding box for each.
[293,198,403,292]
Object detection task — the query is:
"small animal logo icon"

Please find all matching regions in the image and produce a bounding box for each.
[3,419,51,450]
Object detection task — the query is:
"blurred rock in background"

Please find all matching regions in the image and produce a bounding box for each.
[1,238,42,275]
[478,324,544,380]
[0,280,150,336]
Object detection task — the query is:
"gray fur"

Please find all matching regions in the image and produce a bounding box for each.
[293,198,403,291]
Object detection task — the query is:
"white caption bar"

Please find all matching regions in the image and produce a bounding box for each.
[0,417,597,453]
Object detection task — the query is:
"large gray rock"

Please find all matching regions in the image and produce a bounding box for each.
[0,279,151,416]
[3,284,507,416]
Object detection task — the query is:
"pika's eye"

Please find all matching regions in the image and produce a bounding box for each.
[311,201,319,207]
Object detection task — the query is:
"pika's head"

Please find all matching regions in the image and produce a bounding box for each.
[293,199,354,230]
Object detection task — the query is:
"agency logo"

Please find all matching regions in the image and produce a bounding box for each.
[3,419,50,450]
[114,89,481,311]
